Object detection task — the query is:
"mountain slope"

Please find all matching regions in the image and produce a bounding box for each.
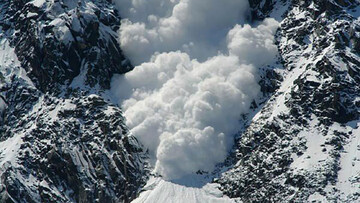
[217,0,360,202]
[0,0,147,202]
[1,0,360,202]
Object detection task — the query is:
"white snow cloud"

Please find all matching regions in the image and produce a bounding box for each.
[116,0,250,65]
[112,0,279,180]
[227,18,279,67]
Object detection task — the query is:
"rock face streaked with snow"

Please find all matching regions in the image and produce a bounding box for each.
[217,0,360,202]
[0,0,147,202]
[1,0,360,203]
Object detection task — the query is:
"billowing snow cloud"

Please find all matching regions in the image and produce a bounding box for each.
[227,19,280,67]
[112,0,279,179]
[115,0,250,65]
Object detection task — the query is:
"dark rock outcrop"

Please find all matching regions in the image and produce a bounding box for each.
[0,1,147,202]
[218,0,360,202]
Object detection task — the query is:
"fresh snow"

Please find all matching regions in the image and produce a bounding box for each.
[29,0,46,8]
[0,38,34,87]
[49,18,74,45]
[47,99,76,122]
[26,12,38,18]
[0,131,25,167]
[336,121,360,197]
[132,176,237,203]
[268,1,291,22]
[290,116,329,172]
[308,192,327,202]
[0,39,20,68]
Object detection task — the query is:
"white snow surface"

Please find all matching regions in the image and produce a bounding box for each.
[49,18,74,45]
[336,121,360,198]
[132,176,238,203]
[29,0,46,8]
[290,116,330,173]
[0,38,33,86]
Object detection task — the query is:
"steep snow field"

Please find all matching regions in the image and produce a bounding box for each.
[132,176,237,203]
[336,121,360,198]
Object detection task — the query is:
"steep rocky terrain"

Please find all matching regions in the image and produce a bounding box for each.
[0,0,147,202]
[217,0,360,202]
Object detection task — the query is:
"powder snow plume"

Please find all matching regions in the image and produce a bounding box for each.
[112,0,279,179]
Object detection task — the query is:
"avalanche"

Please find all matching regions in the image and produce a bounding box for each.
[111,0,279,180]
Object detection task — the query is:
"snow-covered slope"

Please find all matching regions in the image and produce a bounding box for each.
[132,176,236,203]
[0,0,147,202]
[217,0,360,202]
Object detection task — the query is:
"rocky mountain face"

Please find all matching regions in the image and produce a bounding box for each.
[0,0,147,202]
[217,0,360,202]
[1,0,360,202]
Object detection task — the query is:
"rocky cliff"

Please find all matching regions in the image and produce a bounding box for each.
[0,0,147,202]
[217,0,360,202]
